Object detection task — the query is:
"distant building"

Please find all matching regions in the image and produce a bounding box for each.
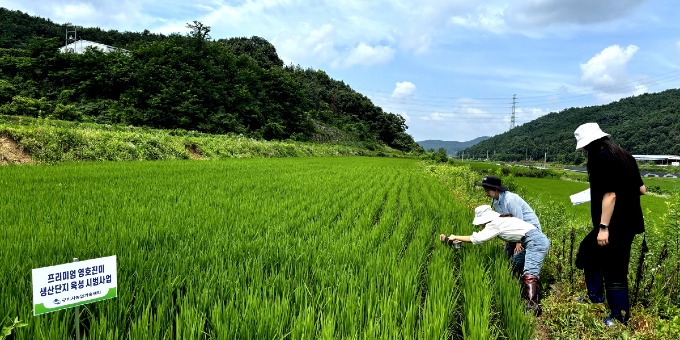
[59,40,129,55]
[633,155,680,166]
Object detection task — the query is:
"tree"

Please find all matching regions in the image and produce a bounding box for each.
[220,36,284,69]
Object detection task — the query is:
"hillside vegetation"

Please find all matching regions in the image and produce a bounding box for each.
[417,136,490,156]
[0,8,420,153]
[0,114,405,164]
[462,89,680,163]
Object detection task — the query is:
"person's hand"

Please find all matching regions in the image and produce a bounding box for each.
[597,229,609,246]
[440,234,461,246]
[514,243,524,254]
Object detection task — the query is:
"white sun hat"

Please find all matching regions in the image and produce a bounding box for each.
[574,122,610,150]
[472,205,500,225]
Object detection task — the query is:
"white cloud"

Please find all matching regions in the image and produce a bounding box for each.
[274,24,338,66]
[580,44,649,103]
[515,107,551,125]
[418,98,490,122]
[504,0,645,28]
[391,82,416,98]
[428,112,448,121]
[332,43,395,68]
[4,1,172,31]
[447,5,506,34]
[580,44,638,88]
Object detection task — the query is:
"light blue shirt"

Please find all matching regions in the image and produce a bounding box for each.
[492,191,541,231]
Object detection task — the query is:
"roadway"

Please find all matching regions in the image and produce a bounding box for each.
[564,167,680,178]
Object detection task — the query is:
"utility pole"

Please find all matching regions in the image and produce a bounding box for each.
[510,94,516,130]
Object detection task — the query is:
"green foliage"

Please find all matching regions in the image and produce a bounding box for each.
[0,79,16,102]
[0,8,421,152]
[0,114,403,163]
[1,317,27,339]
[0,96,52,117]
[220,36,284,69]
[421,148,449,162]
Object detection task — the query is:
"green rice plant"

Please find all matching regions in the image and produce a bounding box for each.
[2,317,27,340]
[491,257,536,340]
[0,157,537,339]
[460,251,495,339]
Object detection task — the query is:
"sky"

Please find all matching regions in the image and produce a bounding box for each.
[4,0,680,142]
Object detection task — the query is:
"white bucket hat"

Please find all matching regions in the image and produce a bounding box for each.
[472,205,500,225]
[574,122,610,150]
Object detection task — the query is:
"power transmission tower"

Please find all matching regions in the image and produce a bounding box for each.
[510,94,516,129]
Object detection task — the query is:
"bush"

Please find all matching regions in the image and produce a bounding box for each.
[0,96,52,117]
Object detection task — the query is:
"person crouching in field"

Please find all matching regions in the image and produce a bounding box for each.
[440,205,550,315]
[476,175,541,277]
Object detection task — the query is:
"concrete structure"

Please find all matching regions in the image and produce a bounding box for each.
[59,40,129,55]
[633,155,680,166]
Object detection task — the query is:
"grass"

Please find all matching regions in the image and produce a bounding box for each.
[513,176,671,226]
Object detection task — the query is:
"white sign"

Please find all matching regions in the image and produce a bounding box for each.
[32,255,117,316]
[569,188,591,205]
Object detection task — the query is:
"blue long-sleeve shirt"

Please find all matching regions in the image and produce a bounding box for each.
[492,191,541,231]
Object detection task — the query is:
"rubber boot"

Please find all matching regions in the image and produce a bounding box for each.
[583,268,605,303]
[522,274,542,316]
[605,286,629,326]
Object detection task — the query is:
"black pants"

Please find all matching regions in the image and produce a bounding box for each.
[577,227,635,322]
[577,227,635,284]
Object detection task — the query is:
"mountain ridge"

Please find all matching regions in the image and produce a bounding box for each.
[461,89,680,163]
[417,136,490,156]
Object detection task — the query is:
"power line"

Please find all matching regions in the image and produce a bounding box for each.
[355,69,680,106]
[351,69,680,126]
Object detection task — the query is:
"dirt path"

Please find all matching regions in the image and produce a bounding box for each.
[0,136,32,164]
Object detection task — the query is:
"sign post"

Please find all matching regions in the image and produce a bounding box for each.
[73,258,80,340]
[32,255,117,317]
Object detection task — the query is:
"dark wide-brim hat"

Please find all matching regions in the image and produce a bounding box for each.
[475,176,508,192]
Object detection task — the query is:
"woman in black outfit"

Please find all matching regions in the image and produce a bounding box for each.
[573,122,646,326]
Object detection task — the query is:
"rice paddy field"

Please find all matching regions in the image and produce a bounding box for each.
[1,157,535,339]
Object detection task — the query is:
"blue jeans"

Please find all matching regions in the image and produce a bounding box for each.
[511,228,550,277]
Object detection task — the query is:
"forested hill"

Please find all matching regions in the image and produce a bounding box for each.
[462,89,680,164]
[417,136,489,156]
[0,8,420,152]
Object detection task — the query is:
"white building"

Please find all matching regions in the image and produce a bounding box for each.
[633,155,680,166]
[59,40,129,55]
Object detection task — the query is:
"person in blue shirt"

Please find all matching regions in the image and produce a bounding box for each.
[476,176,541,276]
